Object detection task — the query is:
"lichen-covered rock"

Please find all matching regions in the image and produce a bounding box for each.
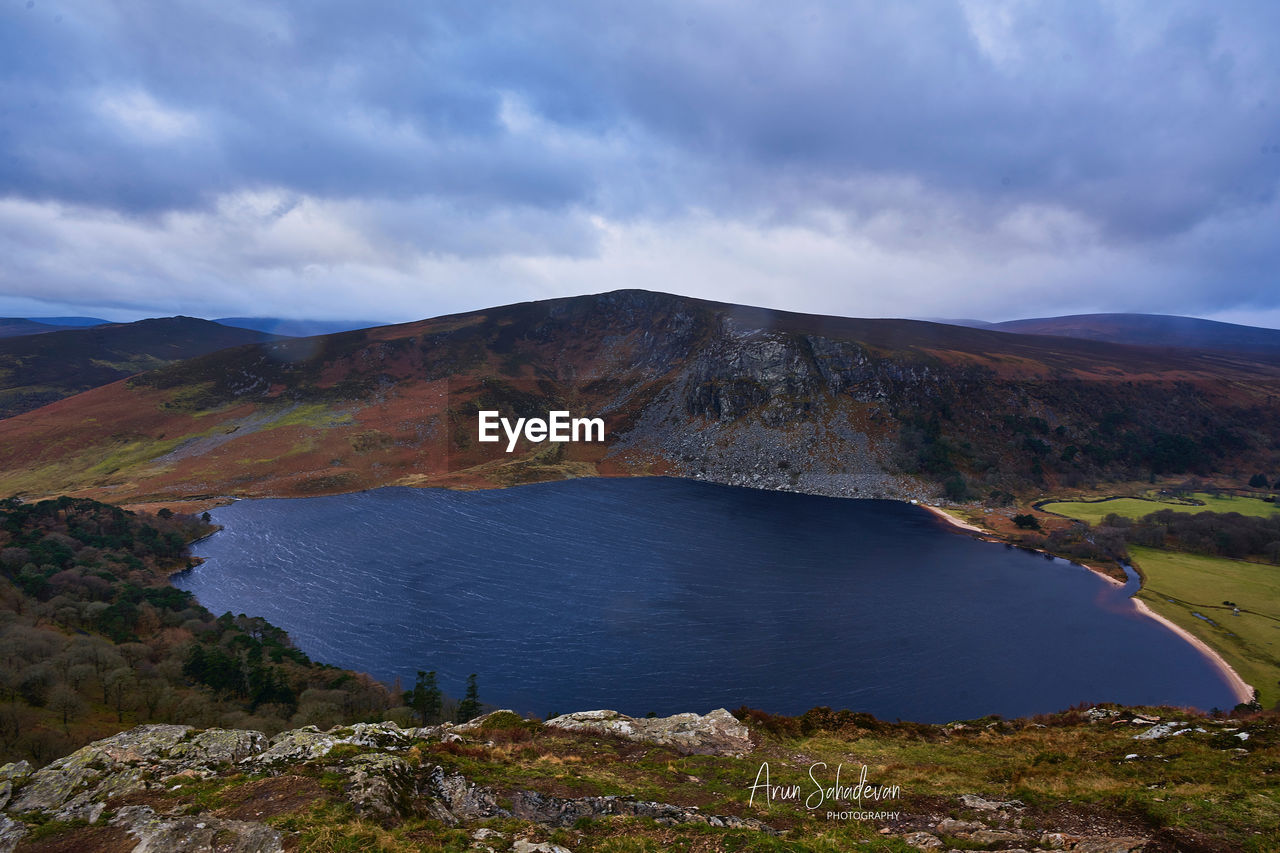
[8,724,264,822]
[111,804,283,852]
[424,765,511,824]
[544,708,752,756]
[169,727,268,765]
[6,725,192,820]
[452,710,522,733]
[336,753,416,822]
[247,721,420,770]
[902,831,943,851]
[0,764,29,785]
[0,815,26,853]
[512,840,573,853]
[339,721,418,749]
[247,726,340,767]
[0,763,31,813]
[958,793,1023,811]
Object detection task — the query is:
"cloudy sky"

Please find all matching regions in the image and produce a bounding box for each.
[2,1,1279,327]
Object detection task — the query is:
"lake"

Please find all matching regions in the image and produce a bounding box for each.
[177,477,1238,722]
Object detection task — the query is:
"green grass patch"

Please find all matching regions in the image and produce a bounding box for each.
[1130,545,1280,709]
[262,402,354,430]
[1043,492,1280,524]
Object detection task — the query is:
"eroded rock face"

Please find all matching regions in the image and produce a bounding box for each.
[543,708,752,757]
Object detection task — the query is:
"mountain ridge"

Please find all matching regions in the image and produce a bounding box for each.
[0,289,1277,505]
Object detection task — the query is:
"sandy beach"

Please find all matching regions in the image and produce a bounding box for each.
[1131,597,1254,705]
[921,504,987,533]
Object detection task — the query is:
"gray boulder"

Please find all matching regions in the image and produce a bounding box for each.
[544,708,752,756]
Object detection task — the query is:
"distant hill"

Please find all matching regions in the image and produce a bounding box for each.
[2,290,1278,504]
[26,316,112,327]
[215,317,384,337]
[0,317,112,338]
[0,317,278,419]
[0,319,74,338]
[991,313,1280,355]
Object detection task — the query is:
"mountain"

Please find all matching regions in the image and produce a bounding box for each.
[215,317,385,336]
[0,317,280,419]
[0,316,111,338]
[991,313,1280,355]
[26,315,111,327]
[0,290,1277,504]
[0,319,74,338]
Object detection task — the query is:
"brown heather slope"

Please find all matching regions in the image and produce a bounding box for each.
[1,289,1279,507]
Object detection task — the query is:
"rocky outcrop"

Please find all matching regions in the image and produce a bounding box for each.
[543,708,753,756]
[10,724,198,821]
[336,752,417,822]
[1,713,767,850]
[111,805,283,853]
[0,711,1202,852]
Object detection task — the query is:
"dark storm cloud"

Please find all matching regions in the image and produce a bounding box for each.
[1,0,1278,321]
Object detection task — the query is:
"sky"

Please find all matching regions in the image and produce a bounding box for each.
[2,1,1279,327]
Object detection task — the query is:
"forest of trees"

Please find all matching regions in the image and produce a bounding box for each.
[1103,508,1280,563]
[0,497,398,764]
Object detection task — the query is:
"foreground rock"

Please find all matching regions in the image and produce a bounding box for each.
[111,805,283,853]
[0,712,766,850]
[543,708,753,756]
[2,707,1248,851]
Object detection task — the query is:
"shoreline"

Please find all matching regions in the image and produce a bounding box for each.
[922,504,1126,586]
[921,504,986,534]
[1130,597,1254,705]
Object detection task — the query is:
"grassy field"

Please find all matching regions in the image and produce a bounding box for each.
[1041,492,1280,524]
[1128,545,1280,709]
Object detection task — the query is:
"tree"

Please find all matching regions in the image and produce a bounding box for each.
[1249,473,1270,488]
[1013,514,1040,530]
[456,673,481,723]
[47,683,85,733]
[404,670,442,726]
[104,667,136,723]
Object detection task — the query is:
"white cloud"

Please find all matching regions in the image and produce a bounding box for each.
[94,89,202,141]
[2,185,1275,328]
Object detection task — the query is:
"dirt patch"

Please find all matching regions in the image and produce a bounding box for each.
[17,824,137,853]
[212,774,330,821]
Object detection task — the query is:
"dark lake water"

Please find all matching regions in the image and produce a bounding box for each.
[177,478,1237,722]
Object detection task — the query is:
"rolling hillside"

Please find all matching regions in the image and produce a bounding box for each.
[991,313,1280,356]
[0,290,1278,505]
[0,317,280,419]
